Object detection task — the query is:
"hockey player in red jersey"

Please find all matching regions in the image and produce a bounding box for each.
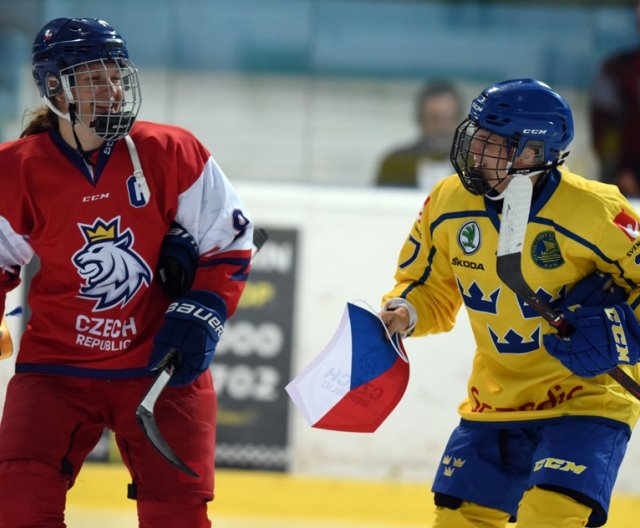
[0,17,254,527]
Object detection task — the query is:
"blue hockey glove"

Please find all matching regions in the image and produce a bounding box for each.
[156,222,199,300]
[557,272,627,311]
[543,302,640,377]
[148,291,227,386]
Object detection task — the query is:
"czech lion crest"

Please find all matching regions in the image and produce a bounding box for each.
[72,217,152,311]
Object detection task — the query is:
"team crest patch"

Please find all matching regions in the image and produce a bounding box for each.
[531,231,564,269]
[72,217,152,311]
[458,220,481,255]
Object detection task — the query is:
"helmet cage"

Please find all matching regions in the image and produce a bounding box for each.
[451,119,518,196]
[54,57,141,141]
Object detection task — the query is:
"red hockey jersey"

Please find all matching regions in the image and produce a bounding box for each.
[0,120,253,377]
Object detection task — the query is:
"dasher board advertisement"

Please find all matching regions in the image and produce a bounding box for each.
[213,227,297,471]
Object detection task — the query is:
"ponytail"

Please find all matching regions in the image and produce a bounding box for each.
[20,107,58,138]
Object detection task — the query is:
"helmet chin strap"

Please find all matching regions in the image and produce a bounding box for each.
[67,104,96,166]
[44,96,99,166]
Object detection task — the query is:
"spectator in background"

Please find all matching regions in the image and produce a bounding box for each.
[375,81,463,190]
[590,0,640,197]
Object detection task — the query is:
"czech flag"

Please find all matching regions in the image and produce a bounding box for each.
[286,302,410,432]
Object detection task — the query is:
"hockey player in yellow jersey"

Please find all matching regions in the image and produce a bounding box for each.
[380,79,640,528]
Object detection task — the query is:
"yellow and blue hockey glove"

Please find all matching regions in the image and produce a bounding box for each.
[148,290,226,386]
[543,303,640,377]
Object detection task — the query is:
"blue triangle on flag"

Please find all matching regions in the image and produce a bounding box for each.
[347,303,398,390]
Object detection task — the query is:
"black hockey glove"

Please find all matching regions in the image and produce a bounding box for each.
[148,290,227,386]
[156,222,198,300]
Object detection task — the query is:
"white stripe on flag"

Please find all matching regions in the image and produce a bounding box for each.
[285,305,354,426]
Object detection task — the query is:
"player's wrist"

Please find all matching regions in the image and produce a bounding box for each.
[384,297,417,334]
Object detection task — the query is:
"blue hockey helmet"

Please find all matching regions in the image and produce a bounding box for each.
[32,18,129,98]
[451,79,574,196]
[31,18,141,141]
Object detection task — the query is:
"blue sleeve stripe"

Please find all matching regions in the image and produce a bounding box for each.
[404,209,489,298]
[399,235,420,269]
[401,245,437,299]
[532,217,615,263]
[430,210,491,237]
[532,217,639,289]
[199,256,251,281]
[532,217,638,289]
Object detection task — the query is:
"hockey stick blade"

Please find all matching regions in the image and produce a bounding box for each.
[136,357,199,477]
[497,176,640,400]
[136,227,271,476]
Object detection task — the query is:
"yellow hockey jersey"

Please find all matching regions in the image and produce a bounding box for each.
[383,168,640,429]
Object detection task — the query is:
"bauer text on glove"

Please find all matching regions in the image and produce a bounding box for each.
[148,291,227,386]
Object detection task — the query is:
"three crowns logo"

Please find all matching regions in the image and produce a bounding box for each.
[441,454,466,477]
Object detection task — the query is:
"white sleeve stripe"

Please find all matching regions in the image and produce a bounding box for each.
[176,156,253,256]
[0,216,34,270]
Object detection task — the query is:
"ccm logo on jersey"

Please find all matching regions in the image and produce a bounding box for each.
[605,307,632,362]
[82,193,110,202]
[167,301,225,337]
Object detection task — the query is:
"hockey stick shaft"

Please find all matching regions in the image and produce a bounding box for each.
[497,176,640,400]
[136,228,270,476]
